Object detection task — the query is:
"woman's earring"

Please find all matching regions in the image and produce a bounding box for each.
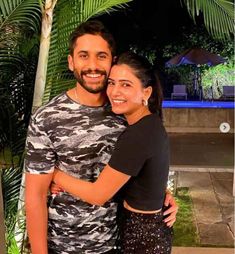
[143,99,148,106]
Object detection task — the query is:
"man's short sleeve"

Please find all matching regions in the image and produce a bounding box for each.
[108,128,149,176]
[25,114,56,174]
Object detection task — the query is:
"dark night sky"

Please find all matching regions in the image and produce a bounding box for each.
[99,0,196,53]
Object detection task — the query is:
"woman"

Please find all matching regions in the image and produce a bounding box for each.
[52,51,173,253]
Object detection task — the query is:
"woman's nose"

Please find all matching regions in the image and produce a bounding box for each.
[107,84,121,98]
[110,85,121,96]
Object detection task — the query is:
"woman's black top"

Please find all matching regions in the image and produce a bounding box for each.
[108,113,169,211]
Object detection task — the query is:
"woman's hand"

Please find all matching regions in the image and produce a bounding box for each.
[50,182,64,195]
[163,191,179,227]
[50,168,64,194]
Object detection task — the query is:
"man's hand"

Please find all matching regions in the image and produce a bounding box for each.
[163,191,178,227]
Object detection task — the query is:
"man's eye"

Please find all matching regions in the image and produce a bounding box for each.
[79,54,87,59]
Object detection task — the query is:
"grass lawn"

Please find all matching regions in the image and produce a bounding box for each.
[173,187,200,246]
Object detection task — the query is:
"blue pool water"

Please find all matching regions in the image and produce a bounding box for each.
[163,100,235,109]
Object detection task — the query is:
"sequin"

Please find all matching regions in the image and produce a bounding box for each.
[119,209,173,254]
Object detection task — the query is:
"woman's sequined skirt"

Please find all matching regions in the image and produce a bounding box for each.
[119,208,173,254]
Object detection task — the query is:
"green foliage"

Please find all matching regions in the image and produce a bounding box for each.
[0,2,41,250]
[165,65,196,96]
[1,167,23,253]
[181,0,234,41]
[0,1,41,80]
[202,62,234,99]
[163,27,234,60]
[5,235,20,254]
[130,45,157,65]
[0,0,41,150]
[163,27,234,98]
[173,187,200,246]
[0,0,41,32]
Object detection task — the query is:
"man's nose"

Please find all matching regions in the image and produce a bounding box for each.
[86,56,98,70]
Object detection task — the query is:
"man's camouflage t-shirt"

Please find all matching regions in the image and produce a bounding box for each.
[25,92,126,254]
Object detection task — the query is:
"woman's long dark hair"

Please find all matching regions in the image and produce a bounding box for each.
[114,51,163,119]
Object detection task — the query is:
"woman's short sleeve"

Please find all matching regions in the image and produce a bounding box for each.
[108,127,150,176]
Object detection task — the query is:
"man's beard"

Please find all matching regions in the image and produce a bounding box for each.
[74,69,108,94]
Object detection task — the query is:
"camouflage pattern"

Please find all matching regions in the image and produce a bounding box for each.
[25,92,126,253]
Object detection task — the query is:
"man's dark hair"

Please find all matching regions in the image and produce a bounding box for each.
[69,20,116,56]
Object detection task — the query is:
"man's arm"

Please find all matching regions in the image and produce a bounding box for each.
[163,191,178,227]
[25,173,53,254]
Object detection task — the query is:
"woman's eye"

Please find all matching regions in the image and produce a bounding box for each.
[98,54,107,59]
[122,83,131,87]
[107,80,114,86]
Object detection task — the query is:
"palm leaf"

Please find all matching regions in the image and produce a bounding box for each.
[0,45,37,153]
[43,0,132,104]
[0,49,26,71]
[1,166,27,254]
[1,167,23,243]
[0,0,41,92]
[0,28,38,250]
[0,0,41,32]
[181,0,234,40]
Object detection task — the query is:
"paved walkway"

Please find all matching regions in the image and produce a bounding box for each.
[172,246,234,254]
[168,133,234,252]
[177,172,234,246]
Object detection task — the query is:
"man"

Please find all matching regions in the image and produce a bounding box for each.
[25,20,178,254]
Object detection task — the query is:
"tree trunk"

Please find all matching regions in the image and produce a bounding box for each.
[32,0,57,112]
[14,1,58,252]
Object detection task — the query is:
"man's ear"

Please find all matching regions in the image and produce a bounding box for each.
[68,55,74,71]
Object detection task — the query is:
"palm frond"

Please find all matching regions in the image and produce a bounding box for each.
[1,166,23,252]
[2,166,22,224]
[0,0,41,32]
[181,0,234,40]
[82,0,131,20]
[0,0,41,61]
[43,0,131,103]
[0,49,26,71]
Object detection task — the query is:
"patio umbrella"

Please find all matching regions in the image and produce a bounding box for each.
[165,48,226,99]
[165,48,226,67]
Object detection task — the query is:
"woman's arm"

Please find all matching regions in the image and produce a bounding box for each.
[53,165,130,206]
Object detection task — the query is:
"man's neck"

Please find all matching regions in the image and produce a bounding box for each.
[69,83,107,107]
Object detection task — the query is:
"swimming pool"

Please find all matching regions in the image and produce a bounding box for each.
[162,100,235,109]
